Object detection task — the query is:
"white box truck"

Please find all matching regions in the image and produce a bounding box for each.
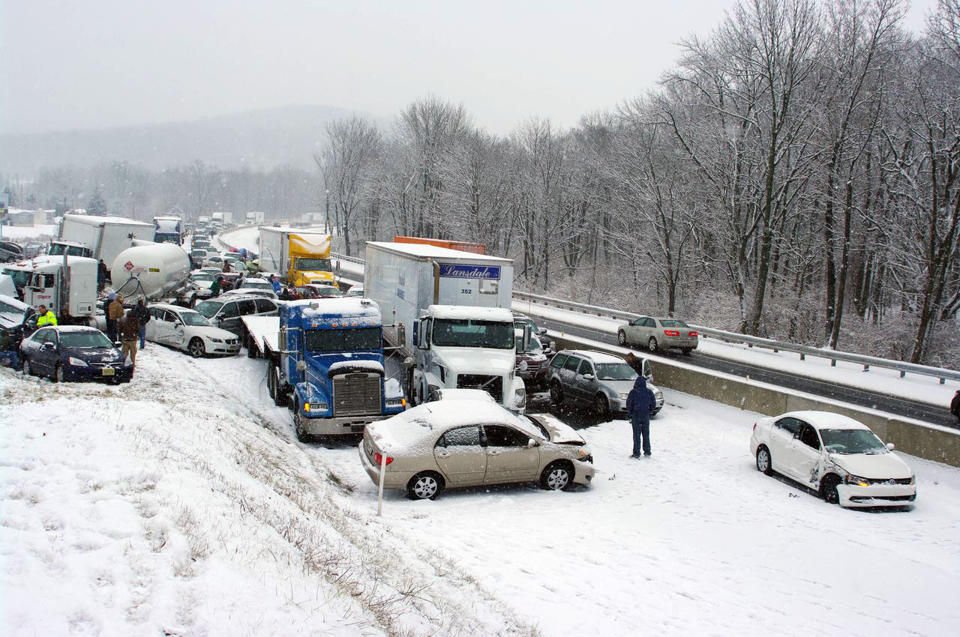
[364,241,525,411]
[259,227,335,286]
[49,214,154,267]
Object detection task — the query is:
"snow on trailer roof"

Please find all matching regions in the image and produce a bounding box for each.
[428,305,514,321]
[366,241,512,263]
[63,214,153,227]
[287,297,382,319]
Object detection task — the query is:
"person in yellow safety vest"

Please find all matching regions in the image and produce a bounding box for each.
[36,305,58,327]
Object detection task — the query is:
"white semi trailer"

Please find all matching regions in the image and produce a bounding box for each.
[364,241,525,411]
[48,214,155,266]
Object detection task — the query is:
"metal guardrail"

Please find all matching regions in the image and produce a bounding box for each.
[311,255,960,385]
[513,290,960,385]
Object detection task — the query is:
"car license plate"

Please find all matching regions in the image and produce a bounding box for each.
[102,367,115,376]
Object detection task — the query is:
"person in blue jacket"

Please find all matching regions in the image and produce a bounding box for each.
[626,375,656,458]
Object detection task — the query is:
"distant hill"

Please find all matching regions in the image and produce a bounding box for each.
[0,105,358,174]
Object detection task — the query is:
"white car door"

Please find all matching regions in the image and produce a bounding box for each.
[779,421,824,486]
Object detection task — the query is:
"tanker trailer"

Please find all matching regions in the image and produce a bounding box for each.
[110,243,192,302]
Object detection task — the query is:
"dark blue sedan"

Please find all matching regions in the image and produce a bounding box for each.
[20,326,133,383]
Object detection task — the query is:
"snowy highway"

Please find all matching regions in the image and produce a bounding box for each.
[3,342,959,635]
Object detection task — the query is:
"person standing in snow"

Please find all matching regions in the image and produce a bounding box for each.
[626,374,655,458]
[35,305,58,327]
[119,309,139,370]
[132,298,150,349]
[107,293,125,342]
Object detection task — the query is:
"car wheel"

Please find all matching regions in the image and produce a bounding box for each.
[407,472,444,500]
[756,445,773,476]
[54,363,64,383]
[272,364,288,407]
[820,474,841,505]
[617,330,627,346]
[549,380,564,407]
[188,338,205,358]
[540,462,573,491]
[647,337,659,353]
[294,405,310,443]
[593,394,610,421]
[22,358,32,377]
[681,348,693,356]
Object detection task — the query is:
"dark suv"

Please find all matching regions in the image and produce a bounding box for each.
[546,350,663,420]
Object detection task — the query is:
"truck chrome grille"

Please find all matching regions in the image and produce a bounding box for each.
[457,375,503,403]
[333,373,381,416]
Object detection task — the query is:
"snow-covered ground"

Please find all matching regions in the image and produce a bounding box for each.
[3,344,959,636]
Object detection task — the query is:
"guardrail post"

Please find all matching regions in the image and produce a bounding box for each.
[831,359,837,367]
[800,353,805,361]
[863,364,869,372]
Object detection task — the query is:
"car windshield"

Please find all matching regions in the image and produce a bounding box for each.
[518,415,549,439]
[659,319,689,328]
[192,273,215,282]
[194,300,223,318]
[296,257,332,271]
[305,327,380,352]
[243,280,272,290]
[180,312,211,327]
[515,331,543,354]
[595,362,638,380]
[819,428,888,455]
[432,318,514,349]
[60,331,113,348]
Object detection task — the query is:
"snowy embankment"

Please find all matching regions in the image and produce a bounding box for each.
[3,343,960,636]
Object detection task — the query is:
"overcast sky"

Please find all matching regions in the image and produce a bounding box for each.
[0,0,937,137]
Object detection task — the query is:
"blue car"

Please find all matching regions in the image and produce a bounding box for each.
[20,326,133,383]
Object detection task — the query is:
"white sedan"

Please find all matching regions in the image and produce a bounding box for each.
[749,410,916,508]
[146,303,241,357]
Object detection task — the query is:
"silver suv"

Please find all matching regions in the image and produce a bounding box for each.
[547,350,663,420]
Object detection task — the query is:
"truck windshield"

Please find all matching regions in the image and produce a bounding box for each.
[305,326,381,352]
[47,244,90,257]
[296,258,332,271]
[1,268,32,289]
[432,319,514,349]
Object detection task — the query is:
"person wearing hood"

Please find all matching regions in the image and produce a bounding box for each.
[626,374,656,458]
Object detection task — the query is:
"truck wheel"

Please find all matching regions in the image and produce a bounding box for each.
[272,365,288,407]
[267,363,276,399]
[294,406,310,443]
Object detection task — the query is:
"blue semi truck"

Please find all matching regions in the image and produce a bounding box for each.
[243,298,406,442]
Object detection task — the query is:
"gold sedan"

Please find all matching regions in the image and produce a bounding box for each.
[359,400,595,500]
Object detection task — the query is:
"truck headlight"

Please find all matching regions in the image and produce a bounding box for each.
[518,360,528,372]
[386,397,406,407]
[67,356,88,367]
[303,402,328,413]
[514,386,526,406]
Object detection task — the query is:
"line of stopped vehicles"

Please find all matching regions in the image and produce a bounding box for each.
[1,231,917,509]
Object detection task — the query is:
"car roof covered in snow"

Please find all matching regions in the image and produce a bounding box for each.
[561,350,629,365]
[428,305,513,322]
[367,400,537,452]
[781,411,871,431]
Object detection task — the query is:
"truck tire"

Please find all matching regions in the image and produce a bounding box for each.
[270,363,288,407]
[294,405,310,443]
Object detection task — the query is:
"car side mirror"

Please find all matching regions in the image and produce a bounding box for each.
[582,373,595,381]
[886,442,895,451]
[527,438,539,448]
[40,342,55,351]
